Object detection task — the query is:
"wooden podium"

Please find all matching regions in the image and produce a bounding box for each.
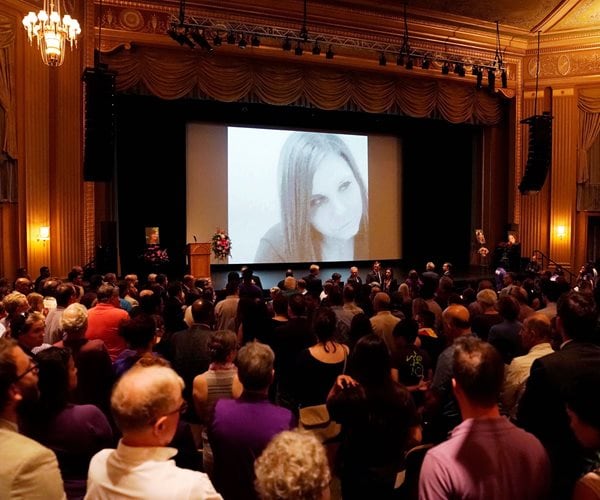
[187,243,211,279]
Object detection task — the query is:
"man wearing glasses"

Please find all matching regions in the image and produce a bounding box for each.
[0,338,66,499]
[86,364,222,499]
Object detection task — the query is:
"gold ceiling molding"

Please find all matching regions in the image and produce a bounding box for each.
[523,48,600,85]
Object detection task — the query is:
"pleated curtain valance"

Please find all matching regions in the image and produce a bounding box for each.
[104,47,505,126]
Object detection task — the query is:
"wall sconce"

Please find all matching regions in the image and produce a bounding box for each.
[556,225,566,239]
[38,226,50,242]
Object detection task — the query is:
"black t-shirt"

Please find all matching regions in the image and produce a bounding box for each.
[391,345,431,387]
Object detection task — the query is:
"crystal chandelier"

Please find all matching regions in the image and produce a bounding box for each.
[22,0,81,67]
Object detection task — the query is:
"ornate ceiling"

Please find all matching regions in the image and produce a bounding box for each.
[161,0,600,33]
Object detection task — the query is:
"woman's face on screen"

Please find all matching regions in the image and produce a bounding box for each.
[310,154,362,240]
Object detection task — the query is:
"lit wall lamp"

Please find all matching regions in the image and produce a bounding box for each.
[38,226,50,242]
[556,225,566,240]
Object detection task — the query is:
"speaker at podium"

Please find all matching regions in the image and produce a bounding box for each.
[187,243,211,279]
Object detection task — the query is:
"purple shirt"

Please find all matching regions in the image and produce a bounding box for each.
[208,393,295,500]
[419,417,550,500]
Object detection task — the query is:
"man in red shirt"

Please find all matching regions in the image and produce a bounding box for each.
[86,284,129,361]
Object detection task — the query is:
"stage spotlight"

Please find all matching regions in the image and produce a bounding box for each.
[251,35,260,47]
[471,65,479,76]
[227,32,236,44]
[294,42,303,56]
[213,33,222,46]
[406,57,413,70]
[238,36,247,48]
[168,27,194,48]
[421,58,430,69]
[454,63,465,77]
[476,69,483,89]
[396,54,405,66]
[501,68,508,88]
[190,30,213,51]
[441,62,450,75]
[282,37,292,51]
[379,53,387,66]
[325,45,334,59]
[312,42,321,55]
[487,69,496,93]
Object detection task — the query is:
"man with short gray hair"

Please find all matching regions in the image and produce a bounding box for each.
[209,342,295,500]
[86,365,222,499]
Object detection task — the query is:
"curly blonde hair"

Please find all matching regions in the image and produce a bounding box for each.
[254,429,330,500]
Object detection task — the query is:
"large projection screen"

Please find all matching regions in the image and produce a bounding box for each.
[186,123,402,265]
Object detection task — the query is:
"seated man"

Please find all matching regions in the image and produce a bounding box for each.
[86,364,222,499]
[0,338,65,499]
[419,337,550,499]
[209,341,295,500]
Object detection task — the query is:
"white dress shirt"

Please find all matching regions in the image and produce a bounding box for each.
[501,342,554,419]
[85,440,223,500]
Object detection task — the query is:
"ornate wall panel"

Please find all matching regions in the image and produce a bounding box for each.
[519,93,551,260]
[548,89,577,269]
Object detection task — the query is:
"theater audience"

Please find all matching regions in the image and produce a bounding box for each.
[500,313,553,420]
[370,292,402,357]
[20,346,113,500]
[85,284,129,362]
[214,281,239,332]
[10,310,49,356]
[470,288,501,341]
[419,337,550,499]
[272,293,316,410]
[209,341,295,500]
[327,334,419,499]
[0,338,65,499]
[254,429,330,500]
[391,318,432,408]
[170,299,214,405]
[54,303,113,415]
[347,312,373,352]
[45,283,78,344]
[423,304,472,443]
[294,307,349,409]
[518,291,600,499]
[488,295,523,364]
[86,364,222,499]
[566,370,600,500]
[192,330,243,477]
[113,315,159,378]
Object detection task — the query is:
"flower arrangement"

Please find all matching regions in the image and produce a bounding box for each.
[211,229,232,260]
[478,246,489,257]
[143,244,169,265]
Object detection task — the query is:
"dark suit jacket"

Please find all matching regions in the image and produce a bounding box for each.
[517,341,600,499]
[170,324,212,400]
[366,271,383,285]
[303,274,323,299]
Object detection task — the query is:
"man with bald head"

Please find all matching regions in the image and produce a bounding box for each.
[86,365,222,499]
[370,292,403,356]
[424,304,472,442]
[501,313,554,419]
[170,299,214,404]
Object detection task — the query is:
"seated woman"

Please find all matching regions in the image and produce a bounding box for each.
[327,334,420,500]
[192,330,243,477]
[255,132,369,263]
[294,307,349,409]
[20,346,113,500]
